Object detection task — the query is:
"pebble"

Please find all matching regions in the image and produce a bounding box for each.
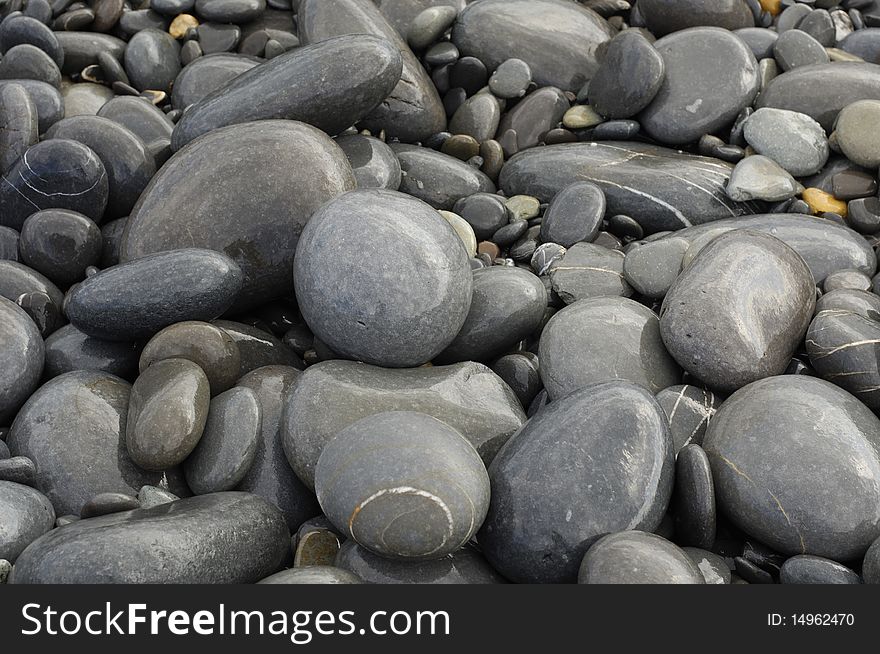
[0,83,37,174]
[823,269,872,292]
[743,107,828,176]
[736,27,779,59]
[392,142,495,208]
[79,492,139,519]
[540,181,605,247]
[779,555,861,584]
[195,0,265,23]
[137,485,179,509]
[449,93,501,143]
[803,187,848,216]
[579,531,705,584]
[171,53,258,110]
[496,86,570,152]
[638,0,754,36]
[725,155,803,201]
[848,197,880,233]
[335,134,402,191]
[863,538,880,583]
[0,481,55,562]
[832,170,877,200]
[773,28,830,71]
[683,547,731,584]
[44,324,141,380]
[259,567,362,584]
[19,209,101,287]
[623,237,689,299]
[589,30,665,119]
[488,58,531,99]
[407,5,456,50]
[0,296,44,424]
[293,518,340,567]
[834,100,880,168]
[672,444,716,549]
[124,28,180,94]
[548,243,632,303]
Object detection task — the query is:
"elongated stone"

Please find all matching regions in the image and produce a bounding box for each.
[780,555,861,584]
[53,32,125,76]
[0,297,44,425]
[391,143,495,209]
[0,83,37,174]
[638,0,754,36]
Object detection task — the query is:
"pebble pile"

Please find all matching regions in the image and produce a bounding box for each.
[3,0,880,585]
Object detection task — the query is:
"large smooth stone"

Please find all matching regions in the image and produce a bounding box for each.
[0,481,54,563]
[124,28,180,93]
[451,0,613,92]
[121,121,355,311]
[637,0,753,36]
[171,53,260,111]
[479,381,674,583]
[335,541,506,584]
[10,492,289,583]
[66,249,243,341]
[539,297,681,400]
[298,0,446,142]
[336,134,402,190]
[281,360,526,490]
[499,142,758,234]
[757,62,880,131]
[658,214,876,283]
[660,231,815,393]
[294,189,472,367]
[0,139,108,230]
[44,324,142,380]
[235,366,320,531]
[315,411,489,560]
[704,375,880,560]
[0,297,44,425]
[578,531,705,584]
[639,27,760,146]
[7,371,188,516]
[434,266,547,364]
[391,143,495,209]
[172,35,402,150]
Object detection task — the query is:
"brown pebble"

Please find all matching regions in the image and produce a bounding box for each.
[170,14,198,39]
[441,134,481,161]
[477,241,501,259]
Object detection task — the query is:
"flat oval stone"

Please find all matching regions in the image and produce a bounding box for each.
[122,121,355,311]
[0,296,44,424]
[53,32,124,76]
[0,44,62,88]
[196,0,265,23]
[539,181,605,247]
[184,386,260,494]
[774,28,830,71]
[172,35,403,150]
[0,481,54,562]
[704,375,880,560]
[449,92,501,142]
[0,83,37,173]
[638,0,753,36]
[315,411,489,560]
[7,370,188,515]
[500,142,758,234]
[579,530,705,584]
[840,27,880,62]
[639,27,760,146]
[835,99,880,168]
[548,243,632,303]
[589,30,665,119]
[294,189,472,367]
[335,134,401,191]
[335,540,505,584]
[656,384,719,453]
[480,381,673,583]
[391,143,495,209]
[281,360,526,490]
[434,266,546,364]
[10,492,289,583]
[496,86,570,153]
[139,321,241,395]
[660,231,815,392]
[0,14,63,67]
[539,297,681,400]
[66,249,243,341]
[451,0,613,92]
[258,566,362,584]
[488,58,531,99]
[673,444,716,549]
[79,492,139,518]
[19,209,101,287]
[743,108,828,177]
[298,0,446,142]
[780,555,861,584]
[123,28,180,94]
[214,320,302,376]
[0,139,107,230]
[171,53,260,111]
[44,324,141,380]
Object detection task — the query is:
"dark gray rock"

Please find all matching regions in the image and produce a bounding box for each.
[10,492,289,583]
[0,456,36,485]
[480,381,674,583]
[281,360,526,490]
[315,411,489,560]
[19,209,101,287]
[704,375,880,560]
[815,288,880,321]
[637,0,753,36]
[735,27,779,60]
[0,226,18,261]
[258,566,362,584]
[725,155,803,202]
[743,107,828,177]
[97,97,173,161]
[656,384,719,453]
[683,547,731,584]
[79,492,139,518]
[123,29,180,93]
[488,58,531,99]
[52,32,123,77]
[294,189,472,367]
[121,121,355,311]
[549,243,632,303]
[184,386,260,494]
[196,0,265,23]
[171,53,259,111]
[589,30,665,119]
[335,134,402,191]
[491,352,541,408]
[799,9,836,47]
[0,79,61,133]
[579,530,705,584]
[452,193,508,241]
[66,249,243,341]
[0,14,63,67]
[44,324,142,380]
[0,297,44,424]
[7,370,189,516]
[449,92,501,142]
[0,260,63,338]
[0,44,62,89]
[495,86,569,153]
[391,143,495,209]
[539,297,681,400]
[214,320,303,376]
[0,83,37,173]
[840,27,880,63]
[623,237,689,299]
[774,29,830,71]
[540,181,605,247]
[0,481,54,562]
[780,555,861,584]
[660,231,815,392]
[864,537,880,584]
[673,444,716,549]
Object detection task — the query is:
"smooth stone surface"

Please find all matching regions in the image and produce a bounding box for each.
[673,444,716,549]
[66,249,243,341]
[0,481,54,562]
[0,226,18,261]
[539,297,681,400]
[491,352,541,408]
[0,14,63,67]
[7,371,188,516]
[19,209,101,287]
[0,44,62,89]
[824,269,872,292]
[683,547,731,584]
[774,28,830,70]
[281,360,526,490]
[548,243,632,303]
[97,97,173,158]
[639,27,760,146]
[451,0,614,92]
[479,382,674,583]
[623,237,689,299]
[298,0,446,142]
[835,100,880,168]
[0,79,61,133]
[434,266,546,364]
[171,53,259,111]
[196,0,265,22]
[11,493,289,583]
[0,297,44,424]
[121,121,355,311]
[139,321,241,395]
[488,58,531,99]
[214,320,302,375]
[122,29,179,95]
[172,35,402,150]
[335,134,401,191]
[335,540,505,584]
[655,384,719,453]
[743,108,828,176]
[61,81,113,117]
[79,492,139,518]
[815,288,880,321]
[499,142,758,234]
[235,366,320,531]
[638,0,754,36]
[294,189,471,367]
[258,566,362,584]
[407,5,456,50]
[0,83,37,173]
[449,92,501,142]
[704,375,880,560]
[540,181,605,247]
[495,86,569,153]
[725,155,803,201]
[660,231,815,392]
[0,456,36,485]
[0,139,107,230]
[780,555,861,584]
[184,386,260,494]
[578,531,705,584]
[736,27,779,60]
[391,143,495,209]
[44,324,141,380]
[453,193,508,240]
[589,30,665,119]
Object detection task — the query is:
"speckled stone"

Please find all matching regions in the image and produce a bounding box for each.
[549,243,632,303]
[281,360,525,490]
[335,134,401,191]
[579,531,705,584]
[780,555,861,584]
[673,444,716,549]
[660,231,816,392]
[258,566,362,584]
[589,30,665,119]
[44,324,142,381]
[704,375,880,560]
[392,143,495,209]
[539,297,681,400]
[10,493,289,583]
[0,297,44,425]
[0,481,55,562]
[655,384,719,453]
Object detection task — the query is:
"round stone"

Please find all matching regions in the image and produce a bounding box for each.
[453,193,509,241]
[488,58,531,99]
[540,181,605,247]
[578,531,705,584]
[743,108,829,176]
[623,237,689,299]
[0,296,44,424]
[589,30,665,119]
[725,155,803,202]
[823,269,872,293]
[335,134,402,191]
[407,6,457,50]
[835,100,880,168]
[773,28,830,71]
[779,555,861,584]
[19,209,102,288]
[637,0,754,36]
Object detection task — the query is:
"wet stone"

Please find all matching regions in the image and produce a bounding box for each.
[44,324,142,380]
[725,155,803,202]
[0,14,63,67]
[589,30,664,119]
[0,82,37,176]
[848,197,880,233]
[407,5,457,51]
[579,531,705,584]
[79,492,139,518]
[743,107,828,177]
[0,44,60,88]
[19,209,101,287]
[488,58,531,99]
[0,481,55,562]
[453,192,508,240]
[449,93,501,143]
[293,519,341,567]
[655,384,719,453]
[779,555,861,584]
[491,353,542,408]
[540,181,605,247]
[214,320,302,376]
[832,170,877,200]
[496,86,569,152]
[0,296,44,424]
[672,444,716,549]
[734,556,774,584]
[335,134,401,191]
[548,243,632,303]
[623,236,689,299]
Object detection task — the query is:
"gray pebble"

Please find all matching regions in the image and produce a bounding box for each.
[579,531,705,584]
[80,492,139,518]
[0,481,55,562]
[774,29,830,71]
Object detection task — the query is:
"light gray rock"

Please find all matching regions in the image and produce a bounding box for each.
[743,107,828,176]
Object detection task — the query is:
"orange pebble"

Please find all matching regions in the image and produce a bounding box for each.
[802,187,848,217]
[760,0,781,16]
[169,14,198,39]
